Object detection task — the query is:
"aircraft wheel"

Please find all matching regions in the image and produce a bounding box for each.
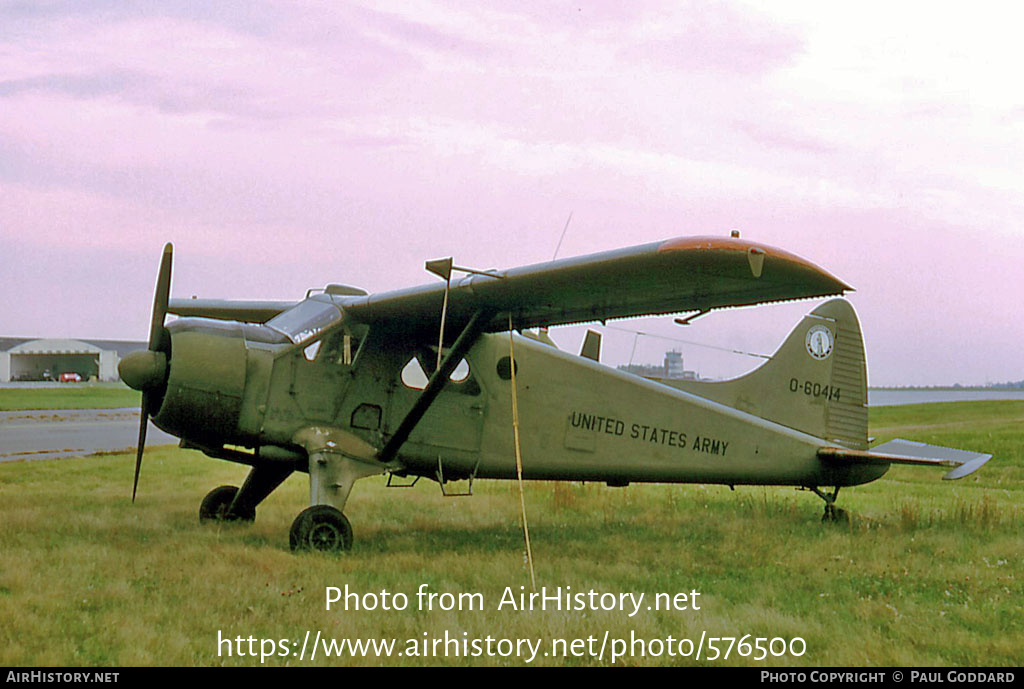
[821,504,849,524]
[199,485,255,523]
[289,505,353,553]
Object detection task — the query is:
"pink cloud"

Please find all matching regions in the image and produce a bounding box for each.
[1,1,1021,384]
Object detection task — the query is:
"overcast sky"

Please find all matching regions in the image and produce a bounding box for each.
[1,1,1022,386]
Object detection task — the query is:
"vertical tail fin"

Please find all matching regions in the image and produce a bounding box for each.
[661,299,868,449]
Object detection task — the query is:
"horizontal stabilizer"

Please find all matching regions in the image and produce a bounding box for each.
[819,439,992,480]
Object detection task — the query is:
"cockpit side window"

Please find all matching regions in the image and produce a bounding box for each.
[400,350,480,395]
[266,297,344,345]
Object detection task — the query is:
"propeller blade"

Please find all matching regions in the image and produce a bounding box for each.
[148,243,173,352]
[133,242,172,501]
[132,392,150,503]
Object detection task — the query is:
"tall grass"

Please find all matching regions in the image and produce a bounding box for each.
[0,401,1020,666]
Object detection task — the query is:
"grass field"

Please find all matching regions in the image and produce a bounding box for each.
[0,383,140,411]
[0,401,1020,666]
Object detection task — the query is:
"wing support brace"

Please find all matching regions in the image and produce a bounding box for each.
[819,439,992,480]
[376,308,493,464]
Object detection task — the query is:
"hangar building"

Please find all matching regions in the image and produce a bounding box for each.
[0,337,144,382]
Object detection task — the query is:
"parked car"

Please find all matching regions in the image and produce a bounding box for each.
[59,372,83,383]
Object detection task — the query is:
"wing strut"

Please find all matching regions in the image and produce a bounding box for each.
[376,309,493,464]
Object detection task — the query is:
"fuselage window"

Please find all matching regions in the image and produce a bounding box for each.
[450,358,470,382]
[400,356,475,391]
[266,296,344,345]
[303,340,322,361]
[401,357,428,390]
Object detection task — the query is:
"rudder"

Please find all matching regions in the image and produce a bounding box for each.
[659,299,869,449]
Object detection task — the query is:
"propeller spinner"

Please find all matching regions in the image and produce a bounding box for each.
[118,243,173,502]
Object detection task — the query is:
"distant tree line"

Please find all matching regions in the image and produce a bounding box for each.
[988,380,1024,389]
[872,381,1024,390]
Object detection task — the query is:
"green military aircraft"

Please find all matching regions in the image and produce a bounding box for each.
[119,234,991,552]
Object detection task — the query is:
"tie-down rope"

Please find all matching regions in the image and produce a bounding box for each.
[508,314,536,590]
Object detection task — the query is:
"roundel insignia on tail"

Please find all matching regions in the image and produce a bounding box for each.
[805,325,834,360]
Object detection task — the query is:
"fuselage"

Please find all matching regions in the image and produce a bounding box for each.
[147,306,886,489]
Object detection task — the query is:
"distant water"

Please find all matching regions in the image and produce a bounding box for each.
[868,389,1024,406]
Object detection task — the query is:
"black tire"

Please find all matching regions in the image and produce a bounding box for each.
[289,505,353,552]
[199,485,255,523]
[821,505,849,524]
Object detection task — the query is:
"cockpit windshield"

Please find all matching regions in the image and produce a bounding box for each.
[266,296,344,344]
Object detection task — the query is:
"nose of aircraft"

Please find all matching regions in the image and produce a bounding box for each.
[119,350,168,391]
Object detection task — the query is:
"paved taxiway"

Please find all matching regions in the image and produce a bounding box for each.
[0,408,177,463]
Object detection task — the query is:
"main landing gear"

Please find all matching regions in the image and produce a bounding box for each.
[809,486,849,523]
[198,462,301,533]
[197,429,381,553]
[198,441,375,553]
[199,485,255,522]
[199,483,355,553]
[289,506,353,552]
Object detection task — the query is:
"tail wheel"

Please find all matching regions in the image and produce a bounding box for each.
[822,506,849,524]
[810,486,849,524]
[290,505,353,552]
[199,485,255,523]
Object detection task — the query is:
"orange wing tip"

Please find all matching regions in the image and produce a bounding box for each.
[657,235,854,292]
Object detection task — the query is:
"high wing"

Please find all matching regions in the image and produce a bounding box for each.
[167,299,297,323]
[819,439,993,480]
[166,235,851,335]
[343,235,852,337]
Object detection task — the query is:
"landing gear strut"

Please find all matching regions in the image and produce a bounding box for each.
[199,485,255,522]
[199,464,294,524]
[285,434,384,553]
[810,486,848,523]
